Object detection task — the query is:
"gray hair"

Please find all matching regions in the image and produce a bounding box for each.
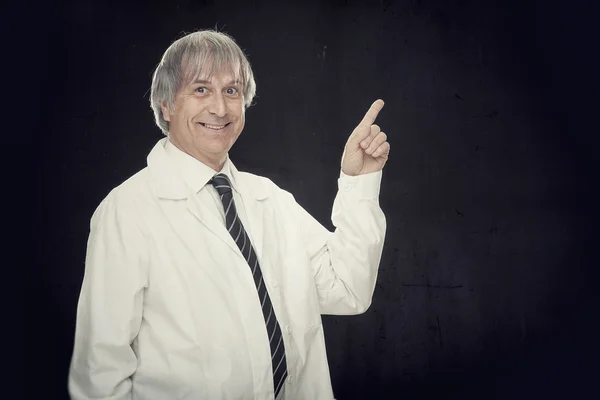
[150,30,257,135]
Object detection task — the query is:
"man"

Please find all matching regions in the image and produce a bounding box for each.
[68,30,389,399]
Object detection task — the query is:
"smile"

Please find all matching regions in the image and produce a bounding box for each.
[198,122,231,130]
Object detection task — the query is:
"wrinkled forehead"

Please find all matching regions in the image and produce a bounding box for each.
[179,49,243,89]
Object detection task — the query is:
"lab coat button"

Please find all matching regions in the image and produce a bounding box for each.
[272,280,278,288]
[287,375,293,384]
[285,325,292,334]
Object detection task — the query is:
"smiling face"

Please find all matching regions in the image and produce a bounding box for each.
[161,69,246,171]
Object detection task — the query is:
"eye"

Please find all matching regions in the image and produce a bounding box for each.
[226,87,239,95]
[195,87,207,94]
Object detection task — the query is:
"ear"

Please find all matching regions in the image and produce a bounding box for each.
[160,103,171,122]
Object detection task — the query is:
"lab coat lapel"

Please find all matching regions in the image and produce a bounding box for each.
[185,193,241,255]
[146,138,242,256]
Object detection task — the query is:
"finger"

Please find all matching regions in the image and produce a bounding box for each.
[365,131,388,155]
[359,99,385,128]
[372,141,391,159]
[360,124,381,149]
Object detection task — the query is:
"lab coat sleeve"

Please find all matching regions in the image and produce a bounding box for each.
[68,192,148,400]
[290,170,386,315]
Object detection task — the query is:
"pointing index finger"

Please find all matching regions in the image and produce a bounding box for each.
[359,99,385,127]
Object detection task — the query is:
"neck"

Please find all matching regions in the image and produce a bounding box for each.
[168,137,226,172]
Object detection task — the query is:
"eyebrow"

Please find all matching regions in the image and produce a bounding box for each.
[192,79,241,86]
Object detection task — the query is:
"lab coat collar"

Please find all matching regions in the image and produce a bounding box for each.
[146,137,270,260]
[146,137,269,201]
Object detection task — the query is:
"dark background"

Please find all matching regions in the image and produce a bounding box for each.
[27,0,598,399]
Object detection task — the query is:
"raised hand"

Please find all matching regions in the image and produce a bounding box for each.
[341,99,390,176]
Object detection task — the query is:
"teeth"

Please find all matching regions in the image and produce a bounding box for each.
[203,123,227,130]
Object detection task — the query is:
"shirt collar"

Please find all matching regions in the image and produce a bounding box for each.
[164,138,239,194]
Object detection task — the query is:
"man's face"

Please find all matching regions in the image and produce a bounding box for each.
[162,69,245,170]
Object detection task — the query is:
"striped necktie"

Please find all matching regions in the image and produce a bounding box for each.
[210,173,288,398]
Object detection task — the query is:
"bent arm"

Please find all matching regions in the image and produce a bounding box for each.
[292,170,386,315]
[68,194,148,400]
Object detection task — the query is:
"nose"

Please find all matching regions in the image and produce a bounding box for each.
[208,92,227,118]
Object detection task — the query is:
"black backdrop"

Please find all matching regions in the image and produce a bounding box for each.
[28,0,598,399]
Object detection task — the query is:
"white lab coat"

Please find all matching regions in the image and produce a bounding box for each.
[68,138,386,399]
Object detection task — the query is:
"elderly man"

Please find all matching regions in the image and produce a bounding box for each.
[68,30,389,399]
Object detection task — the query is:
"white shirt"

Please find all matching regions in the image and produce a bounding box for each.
[68,138,386,399]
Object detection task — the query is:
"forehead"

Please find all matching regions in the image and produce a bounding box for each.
[186,72,240,86]
[180,52,243,87]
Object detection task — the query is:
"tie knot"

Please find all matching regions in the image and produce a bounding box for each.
[211,173,232,195]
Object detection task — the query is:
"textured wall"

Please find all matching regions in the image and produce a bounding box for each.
[30,0,596,399]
